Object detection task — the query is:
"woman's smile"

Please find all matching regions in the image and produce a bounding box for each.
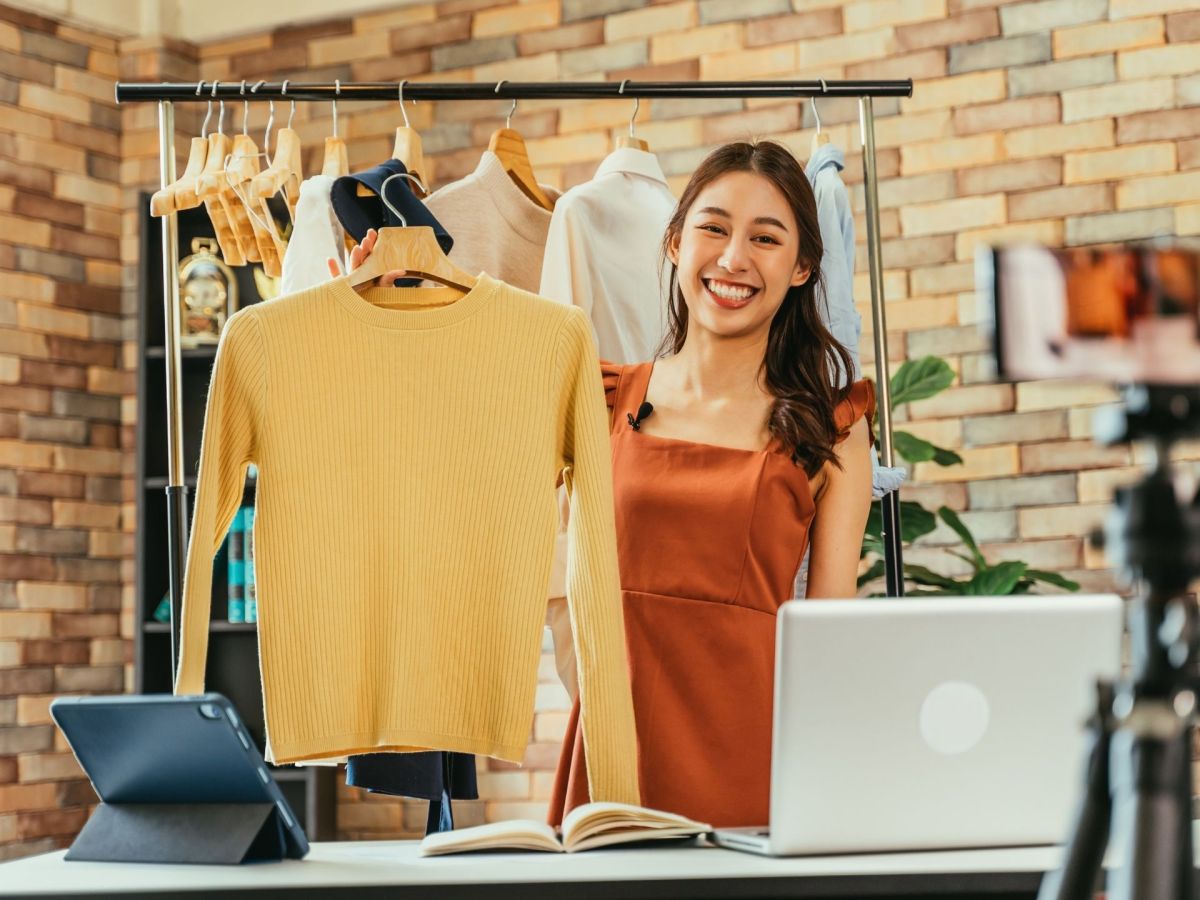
[702,277,760,309]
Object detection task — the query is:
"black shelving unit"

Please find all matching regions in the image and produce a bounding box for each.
[133,194,336,840]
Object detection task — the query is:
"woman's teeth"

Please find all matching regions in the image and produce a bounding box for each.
[705,279,756,301]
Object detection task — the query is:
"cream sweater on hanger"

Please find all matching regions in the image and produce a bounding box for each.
[425,150,561,293]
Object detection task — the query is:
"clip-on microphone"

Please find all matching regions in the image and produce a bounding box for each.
[627,402,654,432]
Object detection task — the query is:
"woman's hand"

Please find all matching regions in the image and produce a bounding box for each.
[327,228,409,286]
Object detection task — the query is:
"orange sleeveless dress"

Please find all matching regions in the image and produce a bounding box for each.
[548,361,875,828]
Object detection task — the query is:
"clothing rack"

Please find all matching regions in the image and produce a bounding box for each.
[115,78,913,679]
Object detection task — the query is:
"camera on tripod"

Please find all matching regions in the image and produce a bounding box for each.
[978,243,1200,900]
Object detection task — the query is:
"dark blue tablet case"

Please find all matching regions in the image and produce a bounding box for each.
[50,693,309,864]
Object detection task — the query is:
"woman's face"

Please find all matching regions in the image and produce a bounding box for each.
[668,170,812,342]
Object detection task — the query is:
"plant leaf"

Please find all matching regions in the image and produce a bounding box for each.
[857,559,886,589]
[931,446,964,467]
[893,431,936,464]
[938,506,985,568]
[967,561,1028,596]
[1025,569,1082,592]
[903,564,963,590]
[889,356,956,408]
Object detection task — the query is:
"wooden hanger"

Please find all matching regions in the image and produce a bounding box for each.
[810,85,831,158]
[151,83,212,217]
[194,86,246,266]
[487,85,552,211]
[225,132,268,267]
[251,82,301,223]
[346,172,475,294]
[227,107,286,278]
[322,79,349,178]
[391,81,427,198]
[615,85,649,152]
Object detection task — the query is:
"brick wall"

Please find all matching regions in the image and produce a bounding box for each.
[0,1,128,860]
[4,0,1200,858]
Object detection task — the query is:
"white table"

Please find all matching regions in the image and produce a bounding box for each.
[1,838,1061,899]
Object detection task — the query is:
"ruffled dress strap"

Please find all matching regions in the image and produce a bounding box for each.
[835,379,876,447]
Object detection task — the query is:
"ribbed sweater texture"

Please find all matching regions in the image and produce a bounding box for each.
[175,273,640,804]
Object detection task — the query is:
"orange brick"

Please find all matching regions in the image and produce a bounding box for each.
[53,67,114,103]
[54,174,121,210]
[1064,142,1177,183]
[1062,78,1176,123]
[845,0,945,31]
[952,95,1060,136]
[0,440,54,470]
[1005,119,1114,159]
[1179,204,1200,236]
[1118,41,1200,79]
[52,445,122,476]
[517,18,603,55]
[53,500,121,530]
[1111,0,1200,17]
[605,1,693,42]
[704,104,800,144]
[309,30,389,66]
[14,135,87,173]
[18,305,90,341]
[913,445,1019,483]
[0,213,52,249]
[797,27,895,69]
[895,8,998,51]
[19,83,90,124]
[352,4,436,31]
[1119,170,1200,209]
[524,131,608,166]
[1009,184,1112,222]
[909,383,1014,419]
[901,194,1006,238]
[700,44,795,80]
[18,751,83,782]
[16,582,88,612]
[902,133,1003,176]
[746,8,840,46]
[904,70,1006,113]
[1018,504,1108,540]
[1054,17,1164,59]
[558,99,651,135]
[0,612,53,640]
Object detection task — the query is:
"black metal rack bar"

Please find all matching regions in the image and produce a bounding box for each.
[130,77,910,683]
[117,79,913,103]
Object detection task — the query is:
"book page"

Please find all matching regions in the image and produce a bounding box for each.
[562,802,710,852]
[419,820,563,857]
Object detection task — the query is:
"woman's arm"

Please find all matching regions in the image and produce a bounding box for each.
[805,417,873,599]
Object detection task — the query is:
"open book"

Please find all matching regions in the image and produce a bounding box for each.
[419,802,710,856]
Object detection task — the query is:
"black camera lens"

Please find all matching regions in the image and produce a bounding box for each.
[198,703,221,720]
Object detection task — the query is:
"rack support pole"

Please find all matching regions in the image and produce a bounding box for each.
[859,97,904,597]
[157,100,189,681]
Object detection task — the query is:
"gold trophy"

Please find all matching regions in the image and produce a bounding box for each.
[178,237,237,347]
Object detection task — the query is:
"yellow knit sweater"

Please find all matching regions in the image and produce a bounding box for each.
[176,273,640,804]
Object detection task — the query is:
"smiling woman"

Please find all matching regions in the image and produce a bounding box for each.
[549,141,875,830]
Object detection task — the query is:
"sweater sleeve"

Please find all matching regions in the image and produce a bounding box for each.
[175,310,266,695]
[555,309,640,805]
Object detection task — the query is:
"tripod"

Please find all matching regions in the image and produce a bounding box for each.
[1041,386,1200,900]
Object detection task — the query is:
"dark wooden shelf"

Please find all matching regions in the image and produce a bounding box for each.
[146,345,219,360]
[143,620,257,634]
[143,476,198,489]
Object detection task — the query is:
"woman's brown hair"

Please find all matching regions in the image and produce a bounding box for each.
[658,140,855,476]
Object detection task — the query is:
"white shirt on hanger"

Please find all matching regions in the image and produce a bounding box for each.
[280,174,345,295]
[538,147,675,365]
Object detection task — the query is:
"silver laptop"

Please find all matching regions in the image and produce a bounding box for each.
[712,594,1123,856]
